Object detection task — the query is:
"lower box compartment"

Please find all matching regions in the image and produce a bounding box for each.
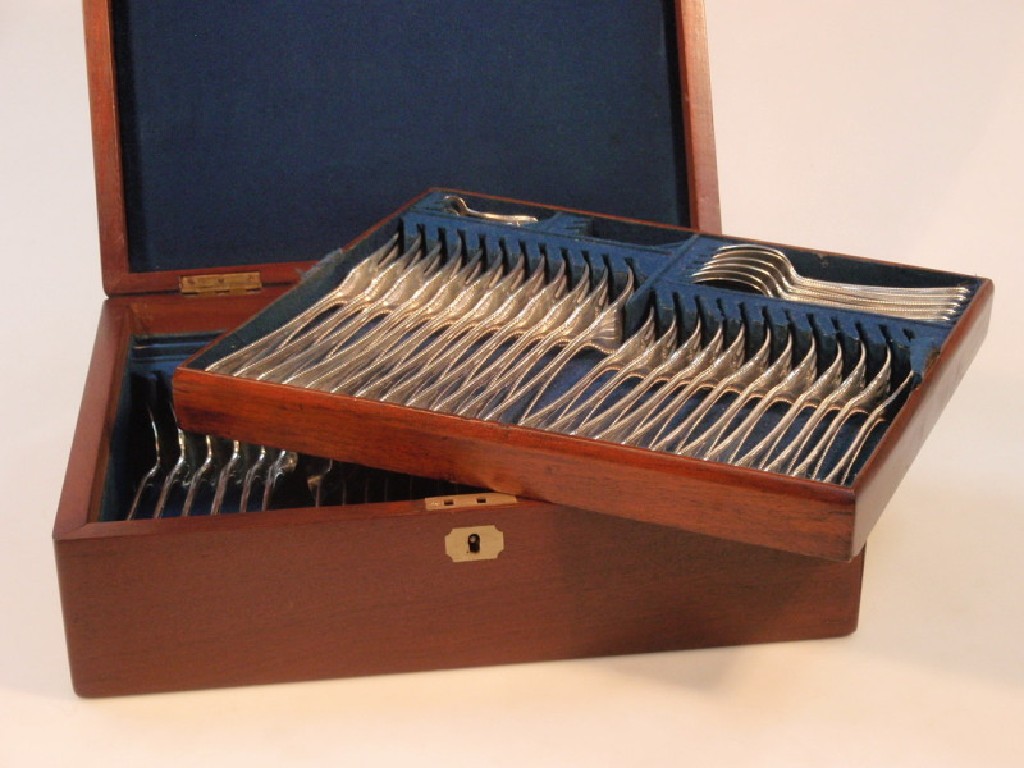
[59,497,864,697]
[54,295,863,697]
[103,330,478,521]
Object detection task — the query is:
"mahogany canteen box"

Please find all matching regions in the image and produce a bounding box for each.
[49,0,824,699]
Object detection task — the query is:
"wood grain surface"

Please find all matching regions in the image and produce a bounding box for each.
[56,298,862,697]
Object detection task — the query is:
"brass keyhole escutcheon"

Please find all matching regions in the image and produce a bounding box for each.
[445,525,504,562]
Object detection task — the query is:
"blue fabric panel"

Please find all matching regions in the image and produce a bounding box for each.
[112,0,688,273]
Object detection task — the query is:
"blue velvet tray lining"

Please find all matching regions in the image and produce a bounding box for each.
[111,0,690,274]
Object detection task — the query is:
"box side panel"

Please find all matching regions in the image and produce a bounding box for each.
[57,502,862,697]
[54,302,129,536]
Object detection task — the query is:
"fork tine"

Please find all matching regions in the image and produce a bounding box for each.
[210,234,402,375]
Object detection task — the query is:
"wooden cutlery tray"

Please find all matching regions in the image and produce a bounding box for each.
[174,190,993,561]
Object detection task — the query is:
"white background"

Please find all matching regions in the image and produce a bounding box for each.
[2,1,1022,765]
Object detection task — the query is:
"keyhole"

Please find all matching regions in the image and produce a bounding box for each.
[467,533,481,554]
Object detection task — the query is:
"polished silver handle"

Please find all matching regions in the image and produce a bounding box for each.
[444,195,540,226]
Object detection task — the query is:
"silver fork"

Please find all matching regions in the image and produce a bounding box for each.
[519,310,664,431]
[209,234,402,375]
[356,250,531,402]
[404,254,570,410]
[476,263,637,422]
[581,318,717,444]
[617,325,747,449]
[239,445,274,513]
[340,250,511,397]
[210,439,245,516]
[450,261,611,419]
[261,241,445,384]
[763,343,869,475]
[307,246,489,394]
[231,236,425,380]
[152,425,197,518]
[426,255,584,414]
[694,244,966,322]
[127,405,163,521]
[794,348,893,479]
[262,450,300,512]
[570,313,705,440]
[704,336,819,464]
[181,434,222,517]
[827,372,915,484]
[710,244,969,300]
[650,328,775,453]
[679,331,797,458]
[289,242,461,389]
[694,258,959,322]
[732,342,846,470]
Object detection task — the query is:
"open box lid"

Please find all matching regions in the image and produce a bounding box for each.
[85,0,720,296]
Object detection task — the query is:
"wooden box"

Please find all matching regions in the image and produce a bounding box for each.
[58,0,867,698]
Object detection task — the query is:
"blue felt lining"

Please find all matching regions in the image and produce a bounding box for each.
[112,0,690,273]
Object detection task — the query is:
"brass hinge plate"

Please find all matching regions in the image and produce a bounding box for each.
[424,492,517,511]
[180,272,262,296]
